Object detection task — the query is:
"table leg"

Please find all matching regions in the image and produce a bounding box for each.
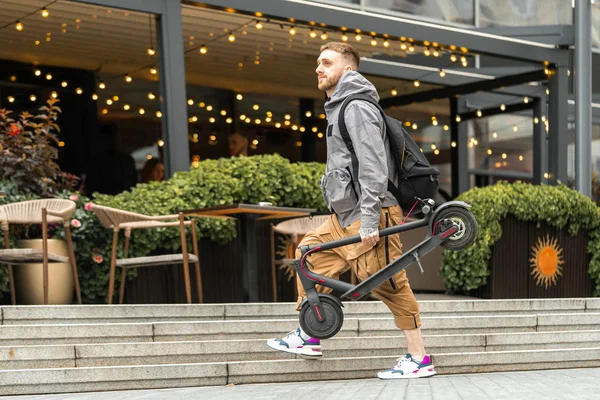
[239,214,259,302]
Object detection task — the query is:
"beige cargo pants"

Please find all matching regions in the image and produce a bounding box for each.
[295,205,421,330]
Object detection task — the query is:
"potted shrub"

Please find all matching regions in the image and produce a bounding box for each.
[0,99,80,304]
[441,181,600,298]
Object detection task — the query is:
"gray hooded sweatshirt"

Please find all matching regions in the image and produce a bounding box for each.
[321,70,398,234]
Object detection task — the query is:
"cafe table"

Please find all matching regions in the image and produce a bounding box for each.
[180,204,316,302]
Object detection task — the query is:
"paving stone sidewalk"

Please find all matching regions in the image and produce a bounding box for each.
[7,368,600,400]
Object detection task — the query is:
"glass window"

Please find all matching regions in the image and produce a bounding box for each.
[467,113,535,187]
[479,0,572,28]
[593,3,600,49]
[365,0,475,25]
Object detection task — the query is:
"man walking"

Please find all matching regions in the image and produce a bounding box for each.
[267,42,435,379]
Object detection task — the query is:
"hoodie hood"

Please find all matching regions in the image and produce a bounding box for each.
[325,70,380,114]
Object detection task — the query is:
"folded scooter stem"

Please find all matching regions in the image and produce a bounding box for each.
[305,218,429,253]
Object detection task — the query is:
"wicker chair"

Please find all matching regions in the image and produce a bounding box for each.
[0,199,82,305]
[90,204,201,304]
[270,214,358,302]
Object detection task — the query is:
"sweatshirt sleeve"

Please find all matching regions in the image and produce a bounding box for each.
[343,101,387,235]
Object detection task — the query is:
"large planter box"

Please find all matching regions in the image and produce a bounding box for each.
[471,215,592,299]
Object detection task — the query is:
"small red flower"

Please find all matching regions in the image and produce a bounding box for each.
[8,124,20,137]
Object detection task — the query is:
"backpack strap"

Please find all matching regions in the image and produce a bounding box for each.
[338,94,386,183]
[338,94,397,195]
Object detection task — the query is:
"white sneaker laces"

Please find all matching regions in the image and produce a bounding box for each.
[394,357,412,368]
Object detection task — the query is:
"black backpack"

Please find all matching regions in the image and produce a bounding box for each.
[338,94,440,213]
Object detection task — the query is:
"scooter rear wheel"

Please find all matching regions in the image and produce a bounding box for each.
[299,296,344,339]
[434,207,477,251]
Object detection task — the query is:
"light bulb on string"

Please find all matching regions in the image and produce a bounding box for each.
[400,42,407,50]
[424,47,431,56]
[500,104,506,111]
[383,39,390,48]
[408,45,415,52]
[413,80,420,87]
[150,67,158,75]
[34,69,41,76]
[45,73,52,80]
[439,69,446,78]
[228,32,236,42]
[450,54,457,62]
[98,81,106,90]
[355,33,362,41]
[125,75,132,82]
[147,48,155,56]
[61,81,68,87]
[92,94,98,100]
[41,8,49,18]
[341,33,348,42]
[320,31,328,40]
[139,108,146,115]
[29,94,36,102]
[123,104,130,110]
[255,20,263,30]
[309,30,317,38]
[391,88,398,96]
[76,88,83,95]
[15,21,23,31]
[236,93,243,100]
[8,96,15,103]
[199,45,208,54]
[148,92,156,100]
[432,49,440,57]
[370,37,377,46]
[289,26,296,35]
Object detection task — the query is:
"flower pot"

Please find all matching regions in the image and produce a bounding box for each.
[14,239,75,305]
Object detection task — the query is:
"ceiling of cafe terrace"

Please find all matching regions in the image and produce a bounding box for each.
[0,0,447,116]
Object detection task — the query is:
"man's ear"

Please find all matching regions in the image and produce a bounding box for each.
[345,65,353,71]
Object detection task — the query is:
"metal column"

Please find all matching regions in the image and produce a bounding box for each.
[532,98,546,184]
[574,0,592,197]
[157,0,190,177]
[300,98,316,161]
[547,65,570,185]
[451,97,469,197]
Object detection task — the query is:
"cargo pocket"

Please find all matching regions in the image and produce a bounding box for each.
[322,168,358,214]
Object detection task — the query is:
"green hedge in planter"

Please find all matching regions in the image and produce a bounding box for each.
[441,181,600,296]
[1,155,327,303]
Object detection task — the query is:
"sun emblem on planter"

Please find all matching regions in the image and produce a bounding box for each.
[529,235,564,288]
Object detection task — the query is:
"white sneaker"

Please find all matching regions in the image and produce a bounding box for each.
[266,328,322,357]
[377,354,436,379]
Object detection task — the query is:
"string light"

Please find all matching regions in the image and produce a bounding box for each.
[370,37,377,46]
[289,26,296,35]
[492,131,497,138]
[439,69,446,78]
[320,31,328,40]
[253,104,260,110]
[147,48,155,56]
[523,97,529,104]
[309,30,317,38]
[305,111,312,117]
[255,20,263,30]
[341,33,348,42]
[41,8,49,18]
[150,67,158,75]
[444,125,449,131]
[125,75,132,82]
[355,33,362,41]
[236,93,243,100]
[124,104,130,110]
[228,32,236,42]
[476,110,483,117]
[413,80,420,87]
[200,45,207,54]
[391,88,398,96]
[456,116,461,122]
[383,39,390,48]
[92,94,98,100]
[29,94,36,102]
[46,73,52,80]
[513,125,518,132]
[15,21,23,31]
[98,82,106,89]
[424,47,431,56]
[451,141,457,147]
[139,108,145,115]
[220,110,227,116]
[61,81,68,87]
[76,88,83,95]
[8,96,14,103]
[148,92,156,100]
[500,104,506,111]
[106,99,113,105]
[206,105,213,111]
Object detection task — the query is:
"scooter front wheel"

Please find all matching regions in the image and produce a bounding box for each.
[299,296,344,339]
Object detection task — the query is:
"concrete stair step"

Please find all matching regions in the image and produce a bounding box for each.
[2,330,600,370]
[1,347,599,395]
[2,298,597,325]
[2,313,600,345]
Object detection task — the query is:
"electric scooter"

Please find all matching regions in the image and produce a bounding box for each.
[295,197,477,339]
